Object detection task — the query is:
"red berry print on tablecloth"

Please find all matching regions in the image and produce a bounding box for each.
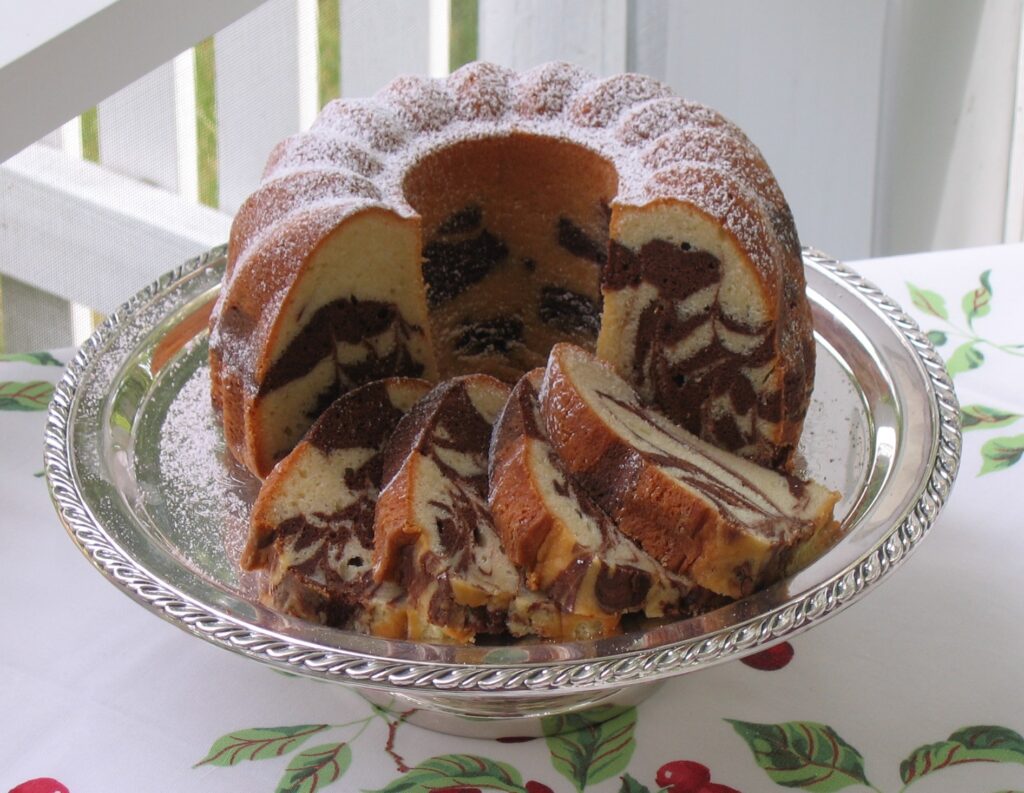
[740,641,794,671]
[656,759,710,790]
[524,782,554,793]
[651,760,742,793]
[9,780,70,793]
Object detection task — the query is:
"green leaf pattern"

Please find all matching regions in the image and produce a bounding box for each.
[543,706,637,792]
[961,405,1021,431]
[962,269,993,328]
[0,380,55,411]
[367,754,525,793]
[906,270,1023,475]
[900,726,1024,785]
[907,282,949,320]
[276,742,352,793]
[617,772,650,793]
[192,714,1024,793]
[980,435,1024,475]
[946,341,984,377]
[195,725,329,767]
[726,719,871,791]
[0,351,63,366]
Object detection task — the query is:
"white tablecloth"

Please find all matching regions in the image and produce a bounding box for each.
[3,244,1023,793]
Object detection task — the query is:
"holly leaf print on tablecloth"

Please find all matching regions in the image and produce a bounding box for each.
[980,435,1024,475]
[900,725,1024,786]
[0,351,63,366]
[726,719,872,791]
[367,753,525,793]
[277,742,352,793]
[195,725,329,767]
[0,381,55,411]
[542,705,637,791]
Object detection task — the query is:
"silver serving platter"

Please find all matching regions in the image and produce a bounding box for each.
[45,246,960,736]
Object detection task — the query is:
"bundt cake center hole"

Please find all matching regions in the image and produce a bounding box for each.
[403,133,618,380]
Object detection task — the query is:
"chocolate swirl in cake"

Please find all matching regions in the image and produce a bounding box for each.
[244,378,432,634]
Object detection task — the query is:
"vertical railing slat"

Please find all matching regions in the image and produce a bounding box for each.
[340,0,431,97]
[172,51,200,203]
[96,60,189,197]
[478,0,627,76]
[216,0,308,214]
[296,0,321,130]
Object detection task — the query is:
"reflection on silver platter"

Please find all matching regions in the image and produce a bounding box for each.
[45,247,960,737]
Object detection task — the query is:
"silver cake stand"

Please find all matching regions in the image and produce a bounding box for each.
[44,247,960,737]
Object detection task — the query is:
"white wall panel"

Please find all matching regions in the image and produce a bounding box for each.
[875,0,1022,254]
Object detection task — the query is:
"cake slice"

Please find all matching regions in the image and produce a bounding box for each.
[539,343,840,598]
[244,377,431,635]
[490,370,719,638]
[373,375,569,642]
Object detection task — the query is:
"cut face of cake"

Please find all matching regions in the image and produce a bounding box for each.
[490,370,716,638]
[403,134,616,383]
[244,377,431,635]
[210,205,440,478]
[539,343,840,599]
[371,375,527,642]
[598,193,814,469]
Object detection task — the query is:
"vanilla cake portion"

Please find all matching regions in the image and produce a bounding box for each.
[539,344,840,599]
[244,377,431,635]
[373,375,548,642]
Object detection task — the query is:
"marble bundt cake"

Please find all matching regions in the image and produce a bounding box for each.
[540,344,839,599]
[209,61,814,478]
[244,377,431,635]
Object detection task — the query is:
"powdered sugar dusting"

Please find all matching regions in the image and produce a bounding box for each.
[263,132,384,180]
[312,98,410,152]
[615,97,734,147]
[159,354,258,589]
[448,61,515,121]
[569,73,672,128]
[380,75,456,132]
[514,62,592,118]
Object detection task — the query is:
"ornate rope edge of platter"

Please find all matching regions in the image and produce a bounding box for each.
[42,246,963,694]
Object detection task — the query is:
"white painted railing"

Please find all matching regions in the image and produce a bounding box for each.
[1,0,1021,352]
